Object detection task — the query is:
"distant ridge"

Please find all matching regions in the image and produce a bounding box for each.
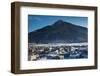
[28,20,88,43]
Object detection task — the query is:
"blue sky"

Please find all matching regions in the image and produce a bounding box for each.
[28,15,88,33]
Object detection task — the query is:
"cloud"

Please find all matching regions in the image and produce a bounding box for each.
[35,17,42,21]
[29,16,42,22]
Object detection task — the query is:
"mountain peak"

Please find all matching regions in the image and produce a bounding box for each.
[56,19,64,23]
[53,20,74,27]
[53,20,65,25]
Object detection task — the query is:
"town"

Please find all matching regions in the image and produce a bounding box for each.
[28,43,88,61]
